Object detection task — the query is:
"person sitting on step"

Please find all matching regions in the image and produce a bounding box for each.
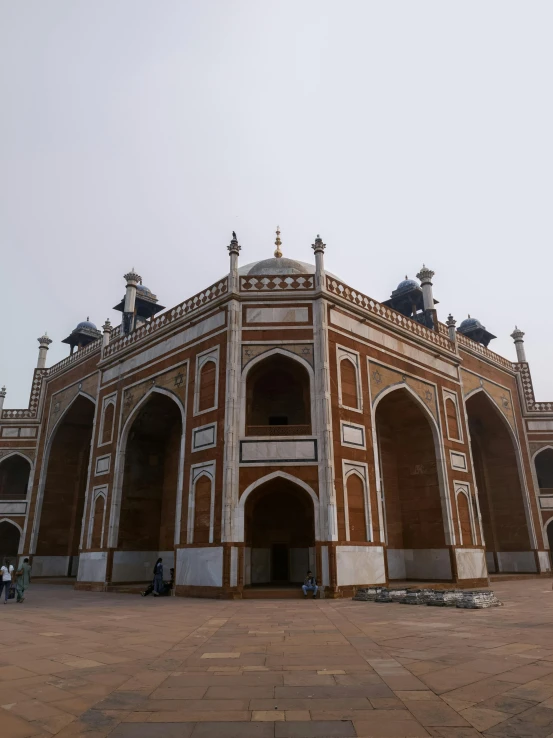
[302,571,318,598]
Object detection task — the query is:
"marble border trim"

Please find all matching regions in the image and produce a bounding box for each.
[95,454,111,476]
[450,450,467,471]
[239,439,318,464]
[192,422,217,453]
[340,420,366,450]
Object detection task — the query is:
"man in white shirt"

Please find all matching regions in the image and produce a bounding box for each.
[0,559,14,604]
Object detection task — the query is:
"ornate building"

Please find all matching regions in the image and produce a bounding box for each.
[1,231,552,597]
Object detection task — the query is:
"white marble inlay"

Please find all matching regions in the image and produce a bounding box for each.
[32,556,72,577]
[450,451,467,471]
[538,551,551,573]
[20,428,37,437]
[102,311,225,384]
[240,439,316,462]
[95,455,110,474]
[192,423,216,451]
[335,546,386,586]
[246,307,309,324]
[177,547,223,587]
[341,421,365,448]
[497,551,537,573]
[330,309,458,378]
[0,502,26,515]
[540,497,553,509]
[388,548,452,580]
[230,547,238,587]
[528,421,553,431]
[455,548,487,580]
[1,427,19,437]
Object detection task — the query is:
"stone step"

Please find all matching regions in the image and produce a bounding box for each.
[242,588,314,599]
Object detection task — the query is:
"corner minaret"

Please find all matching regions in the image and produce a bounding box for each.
[446,314,457,343]
[122,268,141,335]
[0,386,5,414]
[227,231,241,293]
[102,319,112,349]
[416,264,437,330]
[511,326,527,363]
[37,332,52,369]
[312,234,326,291]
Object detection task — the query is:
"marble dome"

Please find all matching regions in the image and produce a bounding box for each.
[238,257,315,276]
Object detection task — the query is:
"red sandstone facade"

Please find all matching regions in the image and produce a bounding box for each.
[1,234,552,597]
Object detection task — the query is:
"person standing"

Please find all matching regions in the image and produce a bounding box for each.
[152,558,163,597]
[0,559,14,604]
[15,558,31,603]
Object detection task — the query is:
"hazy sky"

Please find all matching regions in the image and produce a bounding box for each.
[1,1,552,407]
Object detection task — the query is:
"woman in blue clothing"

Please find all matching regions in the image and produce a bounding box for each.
[152,557,163,596]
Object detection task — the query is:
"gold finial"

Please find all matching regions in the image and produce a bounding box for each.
[274,226,282,258]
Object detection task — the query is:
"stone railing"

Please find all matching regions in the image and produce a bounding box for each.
[325,276,455,352]
[514,363,553,412]
[103,278,228,359]
[240,275,315,292]
[46,338,102,378]
[456,332,514,371]
[1,368,46,420]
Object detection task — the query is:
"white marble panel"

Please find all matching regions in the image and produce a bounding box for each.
[70,556,79,576]
[176,547,223,587]
[230,547,238,587]
[78,552,107,582]
[290,548,309,583]
[330,309,458,378]
[528,421,553,431]
[1,428,19,437]
[102,311,226,383]
[240,439,316,463]
[387,549,407,580]
[538,551,551,572]
[497,551,537,573]
[341,421,365,448]
[32,556,71,577]
[95,455,110,474]
[540,497,553,509]
[244,547,252,585]
[336,546,386,586]
[485,552,496,573]
[455,548,487,580]
[321,546,330,586]
[112,551,169,582]
[192,423,216,451]
[246,307,309,324]
[251,547,271,584]
[0,502,26,514]
[450,451,467,471]
[20,428,37,437]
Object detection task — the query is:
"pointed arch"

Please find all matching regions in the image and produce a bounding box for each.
[0,517,23,536]
[343,469,368,542]
[373,382,454,545]
[0,518,22,560]
[108,386,186,549]
[0,452,33,502]
[235,470,320,541]
[47,390,96,443]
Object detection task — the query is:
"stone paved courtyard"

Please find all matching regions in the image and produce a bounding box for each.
[2,581,553,737]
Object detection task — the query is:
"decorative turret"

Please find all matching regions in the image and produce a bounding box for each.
[113,269,165,335]
[228,231,241,292]
[61,318,102,355]
[274,226,283,258]
[457,315,496,347]
[446,314,457,343]
[416,264,437,331]
[102,319,112,349]
[0,386,5,414]
[382,272,438,330]
[311,234,326,290]
[37,332,52,368]
[511,326,527,362]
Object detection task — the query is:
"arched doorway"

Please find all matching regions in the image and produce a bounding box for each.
[535,448,553,495]
[245,477,316,585]
[0,520,21,565]
[35,395,95,576]
[546,520,553,557]
[376,388,450,581]
[116,391,182,581]
[245,354,311,436]
[466,391,532,573]
[0,454,31,500]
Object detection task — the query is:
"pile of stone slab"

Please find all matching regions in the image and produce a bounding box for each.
[353,587,502,609]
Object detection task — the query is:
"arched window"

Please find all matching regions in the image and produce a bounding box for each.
[246,354,311,436]
[198,361,217,412]
[535,449,553,494]
[457,492,473,545]
[346,474,367,542]
[91,495,105,548]
[0,455,31,500]
[102,403,115,445]
[445,398,460,440]
[194,475,212,543]
[0,520,20,562]
[340,359,359,410]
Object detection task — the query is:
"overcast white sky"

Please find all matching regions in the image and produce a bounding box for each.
[1,1,552,407]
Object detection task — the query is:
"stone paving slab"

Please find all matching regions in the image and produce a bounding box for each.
[1,580,553,736]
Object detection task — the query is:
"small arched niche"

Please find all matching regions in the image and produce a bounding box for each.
[0,454,31,500]
[245,354,311,436]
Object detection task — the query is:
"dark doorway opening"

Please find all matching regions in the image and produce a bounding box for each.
[272,544,289,581]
